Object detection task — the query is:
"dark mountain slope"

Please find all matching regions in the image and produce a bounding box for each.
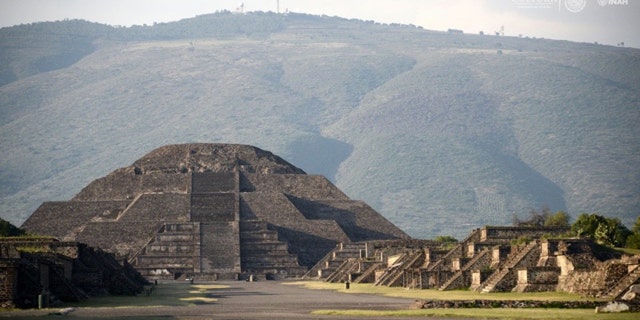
[0,12,638,239]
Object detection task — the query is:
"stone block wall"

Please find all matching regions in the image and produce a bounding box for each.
[558,262,629,296]
[0,240,146,309]
[491,246,510,268]
[480,226,568,242]
[517,267,560,285]
[0,260,17,308]
[191,172,236,193]
[470,270,492,290]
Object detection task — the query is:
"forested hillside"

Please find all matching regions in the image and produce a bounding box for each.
[1,11,638,239]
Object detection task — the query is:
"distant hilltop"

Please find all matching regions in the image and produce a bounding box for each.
[1,11,639,239]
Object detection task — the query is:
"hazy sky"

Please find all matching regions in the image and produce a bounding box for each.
[0,0,638,48]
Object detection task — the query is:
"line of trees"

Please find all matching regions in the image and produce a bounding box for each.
[512,208,640,249]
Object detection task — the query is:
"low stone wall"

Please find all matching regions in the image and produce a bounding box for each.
[411,299,601,310]
[558,261,628,297]
[480,226,568,242]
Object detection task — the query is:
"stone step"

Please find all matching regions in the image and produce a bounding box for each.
[134,255,194,267]
[164,224,195,232]
[240,231,279,242]
[239,220,270,231]
[156,233,194,242]
[241,254,300,265]
[144,246,194,255]
[242,266,308,277]
[240,242,289,252]
[136,267,194,278]
[333,250,364,259]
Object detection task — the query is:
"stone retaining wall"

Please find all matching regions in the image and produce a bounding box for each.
[412,299,601,310]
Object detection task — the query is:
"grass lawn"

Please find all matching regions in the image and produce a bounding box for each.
[312,308,633,319]
[290,281,635,319]
[70,282,228,308]
[288,281,595,301]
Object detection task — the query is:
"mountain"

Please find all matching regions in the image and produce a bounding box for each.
[1,12,638,239]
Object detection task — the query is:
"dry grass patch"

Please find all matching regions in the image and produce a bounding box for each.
[289,281,592,302]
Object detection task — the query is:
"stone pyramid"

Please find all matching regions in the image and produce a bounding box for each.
[22,143,408,280]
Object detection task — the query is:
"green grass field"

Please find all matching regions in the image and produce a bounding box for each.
[2,281,635,319]
[312,308,633,319]
[290,281,635,319]
[289,281,594,301]
[71,282,227,308]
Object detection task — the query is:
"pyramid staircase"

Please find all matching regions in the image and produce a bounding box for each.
[130,223,197,279]
[374,250,424,287]
[426,228,482,273]
[439,248,492,290]
[598,265,640,300]
[302,243,367,280]
[352,262,385,283]
[478,240,539,293]
[325,258,360,283]
[239,219,307,278]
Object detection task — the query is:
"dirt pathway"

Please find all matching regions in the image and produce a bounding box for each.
[1,280,443,319]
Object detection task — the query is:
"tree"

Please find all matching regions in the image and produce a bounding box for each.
[434,235,458,243]
[0,218,25,237]
[571,213,631,247]
[434,235,458,249]
[544,211,570,228]
[513,207,569,227]
[571,213,605,238]
[625,216,640,249]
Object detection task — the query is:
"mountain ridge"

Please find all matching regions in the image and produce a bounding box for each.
[1,12,638,239]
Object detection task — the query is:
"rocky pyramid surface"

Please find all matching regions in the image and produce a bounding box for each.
[21,143,408,279]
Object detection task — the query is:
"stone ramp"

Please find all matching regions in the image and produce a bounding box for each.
[599,265,640,300]
[439,248,492,290]
[200,222,240,274]
[303,243,367,279]
[479,241,540,293]
[374,250,424,287]
[191,172,241,276]
[190,172,238,222]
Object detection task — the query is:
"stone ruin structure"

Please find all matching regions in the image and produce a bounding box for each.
[309,226,640,301]
[21,143,408,281]
[0,237,146,308]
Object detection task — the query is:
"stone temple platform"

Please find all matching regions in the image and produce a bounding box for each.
[21,143,408,280]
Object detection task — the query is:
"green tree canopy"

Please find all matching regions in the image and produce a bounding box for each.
[571,213,631,247]
[544,211,570,228]
[434,235,458,243]
[625,216,640,249]
[0,218,25,237]
[513,207,570,228]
